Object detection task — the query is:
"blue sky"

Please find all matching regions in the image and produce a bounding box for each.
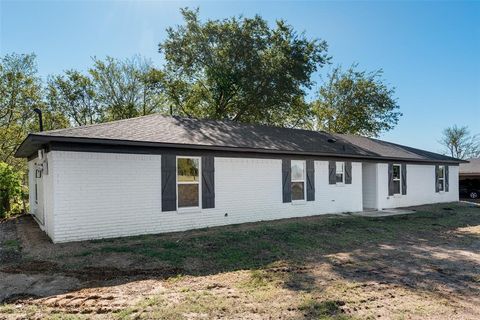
[1,0,479,153]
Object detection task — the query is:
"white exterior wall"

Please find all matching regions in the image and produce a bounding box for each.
[28,153,55,240]
[376,163,459,209]
[48,151,363,243]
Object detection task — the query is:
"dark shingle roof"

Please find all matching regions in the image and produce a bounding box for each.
[460,158,480,174]
[15,114,464,163]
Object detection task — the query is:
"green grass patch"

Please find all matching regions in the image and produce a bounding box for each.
[82,203,479,276]
[4,239,20,251]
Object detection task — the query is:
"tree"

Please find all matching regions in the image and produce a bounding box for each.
[0,53,43,169]
[89,56,167,121]
[47,70,101,126]
[0,53,68,170]
[0,162,23,218]
[313,65,401,137]
[159,8,329,127]
[439,125,480,159]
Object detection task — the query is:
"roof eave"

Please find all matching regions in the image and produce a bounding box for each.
[15,134,467,164]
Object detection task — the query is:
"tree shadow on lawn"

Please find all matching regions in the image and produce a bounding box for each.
[1,203,479,310]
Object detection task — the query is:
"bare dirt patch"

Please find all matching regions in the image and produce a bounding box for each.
[1,202,479,319]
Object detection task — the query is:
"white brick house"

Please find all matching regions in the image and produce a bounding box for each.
[16,114,462,243]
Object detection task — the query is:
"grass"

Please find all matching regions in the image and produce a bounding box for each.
[4,239,20,251]
[74,202,479,275]
[2,202,479,319]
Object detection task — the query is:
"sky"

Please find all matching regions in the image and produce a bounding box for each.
[1,0,479,153]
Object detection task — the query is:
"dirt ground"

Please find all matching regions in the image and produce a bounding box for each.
[0,202,479,319]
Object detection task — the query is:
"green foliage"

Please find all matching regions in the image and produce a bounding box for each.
[159,8,328,127]
[47,70,101,126]
[0,53,68,170]
[0,162,23,218]
[89,56,168,121]
[313,64,402,137]
[439,125,479,159]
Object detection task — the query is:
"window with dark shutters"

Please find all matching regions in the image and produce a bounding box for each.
[401,163,407,195]
[388,163,394,196]
[328,161,336,185]
[202,156,215,209]
[306,160,315,201]
[345,162,352,184]
[161,154,177,211]
[445,166,449,192]
[282,159,292,203]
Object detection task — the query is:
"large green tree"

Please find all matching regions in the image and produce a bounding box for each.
[89,56,167,121]
[313,65,401,137]
[159,8,329,127]
[47,70,101,126]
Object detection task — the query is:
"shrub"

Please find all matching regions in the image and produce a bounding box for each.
[0,162,23,218]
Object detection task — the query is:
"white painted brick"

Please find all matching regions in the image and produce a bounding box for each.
[43,152,364,242]
[31,151,460,243]
[377,163,459,209]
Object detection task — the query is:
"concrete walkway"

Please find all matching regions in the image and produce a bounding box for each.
[352,208,416,217]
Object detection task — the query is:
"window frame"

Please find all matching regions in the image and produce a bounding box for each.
[392,164,402,195]
[335,161,345,184]
[291,160,306,202]
[437,165,445,192]
[176,156,202,211]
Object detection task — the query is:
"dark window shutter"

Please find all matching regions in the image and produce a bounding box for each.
[445,165,449,192]
[282,159,291,203]
[328,161,336,185]
[435,165,440,193]
[388,163,394,196]
[161,154,177,212]
[306,160,315,201]
[202,156,215,209]
[401,163,407,195]
[345,162,352,184]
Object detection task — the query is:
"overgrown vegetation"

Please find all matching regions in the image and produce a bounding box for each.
[0,162,24,218]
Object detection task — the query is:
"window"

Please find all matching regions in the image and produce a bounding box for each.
[291,160,305,201]
[392,164,401,195]
[437,165,445,192]
[336,162,344,183]
[177,157,200,208]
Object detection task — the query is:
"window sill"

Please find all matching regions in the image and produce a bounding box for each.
[335,183,345,187]
[291,200,307,205]
[177,207,201,214]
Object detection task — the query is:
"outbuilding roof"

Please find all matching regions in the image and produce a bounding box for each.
[460,158,480,175]
[15,113,464,164]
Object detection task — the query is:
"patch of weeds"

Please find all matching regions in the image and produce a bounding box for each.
[166,273,186,283]
[46,314,88,320]
[161,241,181,249]
[74,251,92,257]
[115,307,137,320]
[240,269,284,290]
[299,298,350,319]
[0,304,16,314]
[100,245,134,254]
[4,239,20,251]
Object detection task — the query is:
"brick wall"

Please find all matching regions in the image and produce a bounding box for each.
[49,151,363,242]
[377,163,459,209]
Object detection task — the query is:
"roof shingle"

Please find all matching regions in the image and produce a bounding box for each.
[15,114,464,163]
